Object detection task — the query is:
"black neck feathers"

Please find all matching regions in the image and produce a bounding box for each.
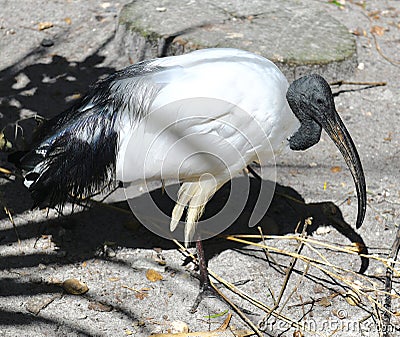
[286,75,326,151]
[286,97,322,151]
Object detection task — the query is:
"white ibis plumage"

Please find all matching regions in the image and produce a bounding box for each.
[14,48,366,307]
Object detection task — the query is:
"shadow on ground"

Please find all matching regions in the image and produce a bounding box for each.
[0,35,117,166]
[0,178,369,335]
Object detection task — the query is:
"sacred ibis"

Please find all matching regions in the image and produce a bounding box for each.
[13,48,366,306]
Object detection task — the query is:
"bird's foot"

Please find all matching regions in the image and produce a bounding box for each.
[188,276,257,315]
[189,277,218,313]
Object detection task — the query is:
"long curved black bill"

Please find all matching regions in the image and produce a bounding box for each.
[322,110,366,229]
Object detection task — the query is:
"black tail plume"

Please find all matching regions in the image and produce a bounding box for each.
[20,105,119,209]
[12,57,164,209]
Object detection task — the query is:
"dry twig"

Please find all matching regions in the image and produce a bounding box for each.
[259,218,310,329]
[382,226,400,337]
[3,206,21,245]
[173,240,263,337]
[330,80,387,87]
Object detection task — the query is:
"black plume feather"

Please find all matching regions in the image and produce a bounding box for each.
[17,59,163,208]
[21,107,118,208]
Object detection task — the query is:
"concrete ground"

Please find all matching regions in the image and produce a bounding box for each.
[0,1,399,336]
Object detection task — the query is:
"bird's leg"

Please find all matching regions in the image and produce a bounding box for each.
[170,176,227,312]
[190,236,215,313]
[246,165,262,181]
[196,237,212,291]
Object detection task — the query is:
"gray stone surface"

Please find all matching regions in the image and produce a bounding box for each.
[116,0,357,81]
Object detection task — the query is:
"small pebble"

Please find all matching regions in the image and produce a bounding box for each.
[315,226,331,235]
[170,321,189,333]
[38,264,47,270]
[100,2,111,9]
[106,247,116,257]
[41,38,54,47]
[62,278,89,295]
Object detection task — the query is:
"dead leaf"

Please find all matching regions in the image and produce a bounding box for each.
[25,294,62,315]
[384,132,392,141]
[64,17,72,25]
[146,269,163,282]
[0,132,12,151]
[313,285,324,293]
[368,10,381,20]
[88,301,113,312]
[330,166,342,173]
[371,25,385,36]
[122,285,149,299]
[38,22,53,31]
[318,297,332,307]
[218,314,232,331]
[352,27,367,36]
[135,290,149,300]
[62,278,89,295]
[150,313,253,337]
[293,331,304,337]
[344,289,361,306]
